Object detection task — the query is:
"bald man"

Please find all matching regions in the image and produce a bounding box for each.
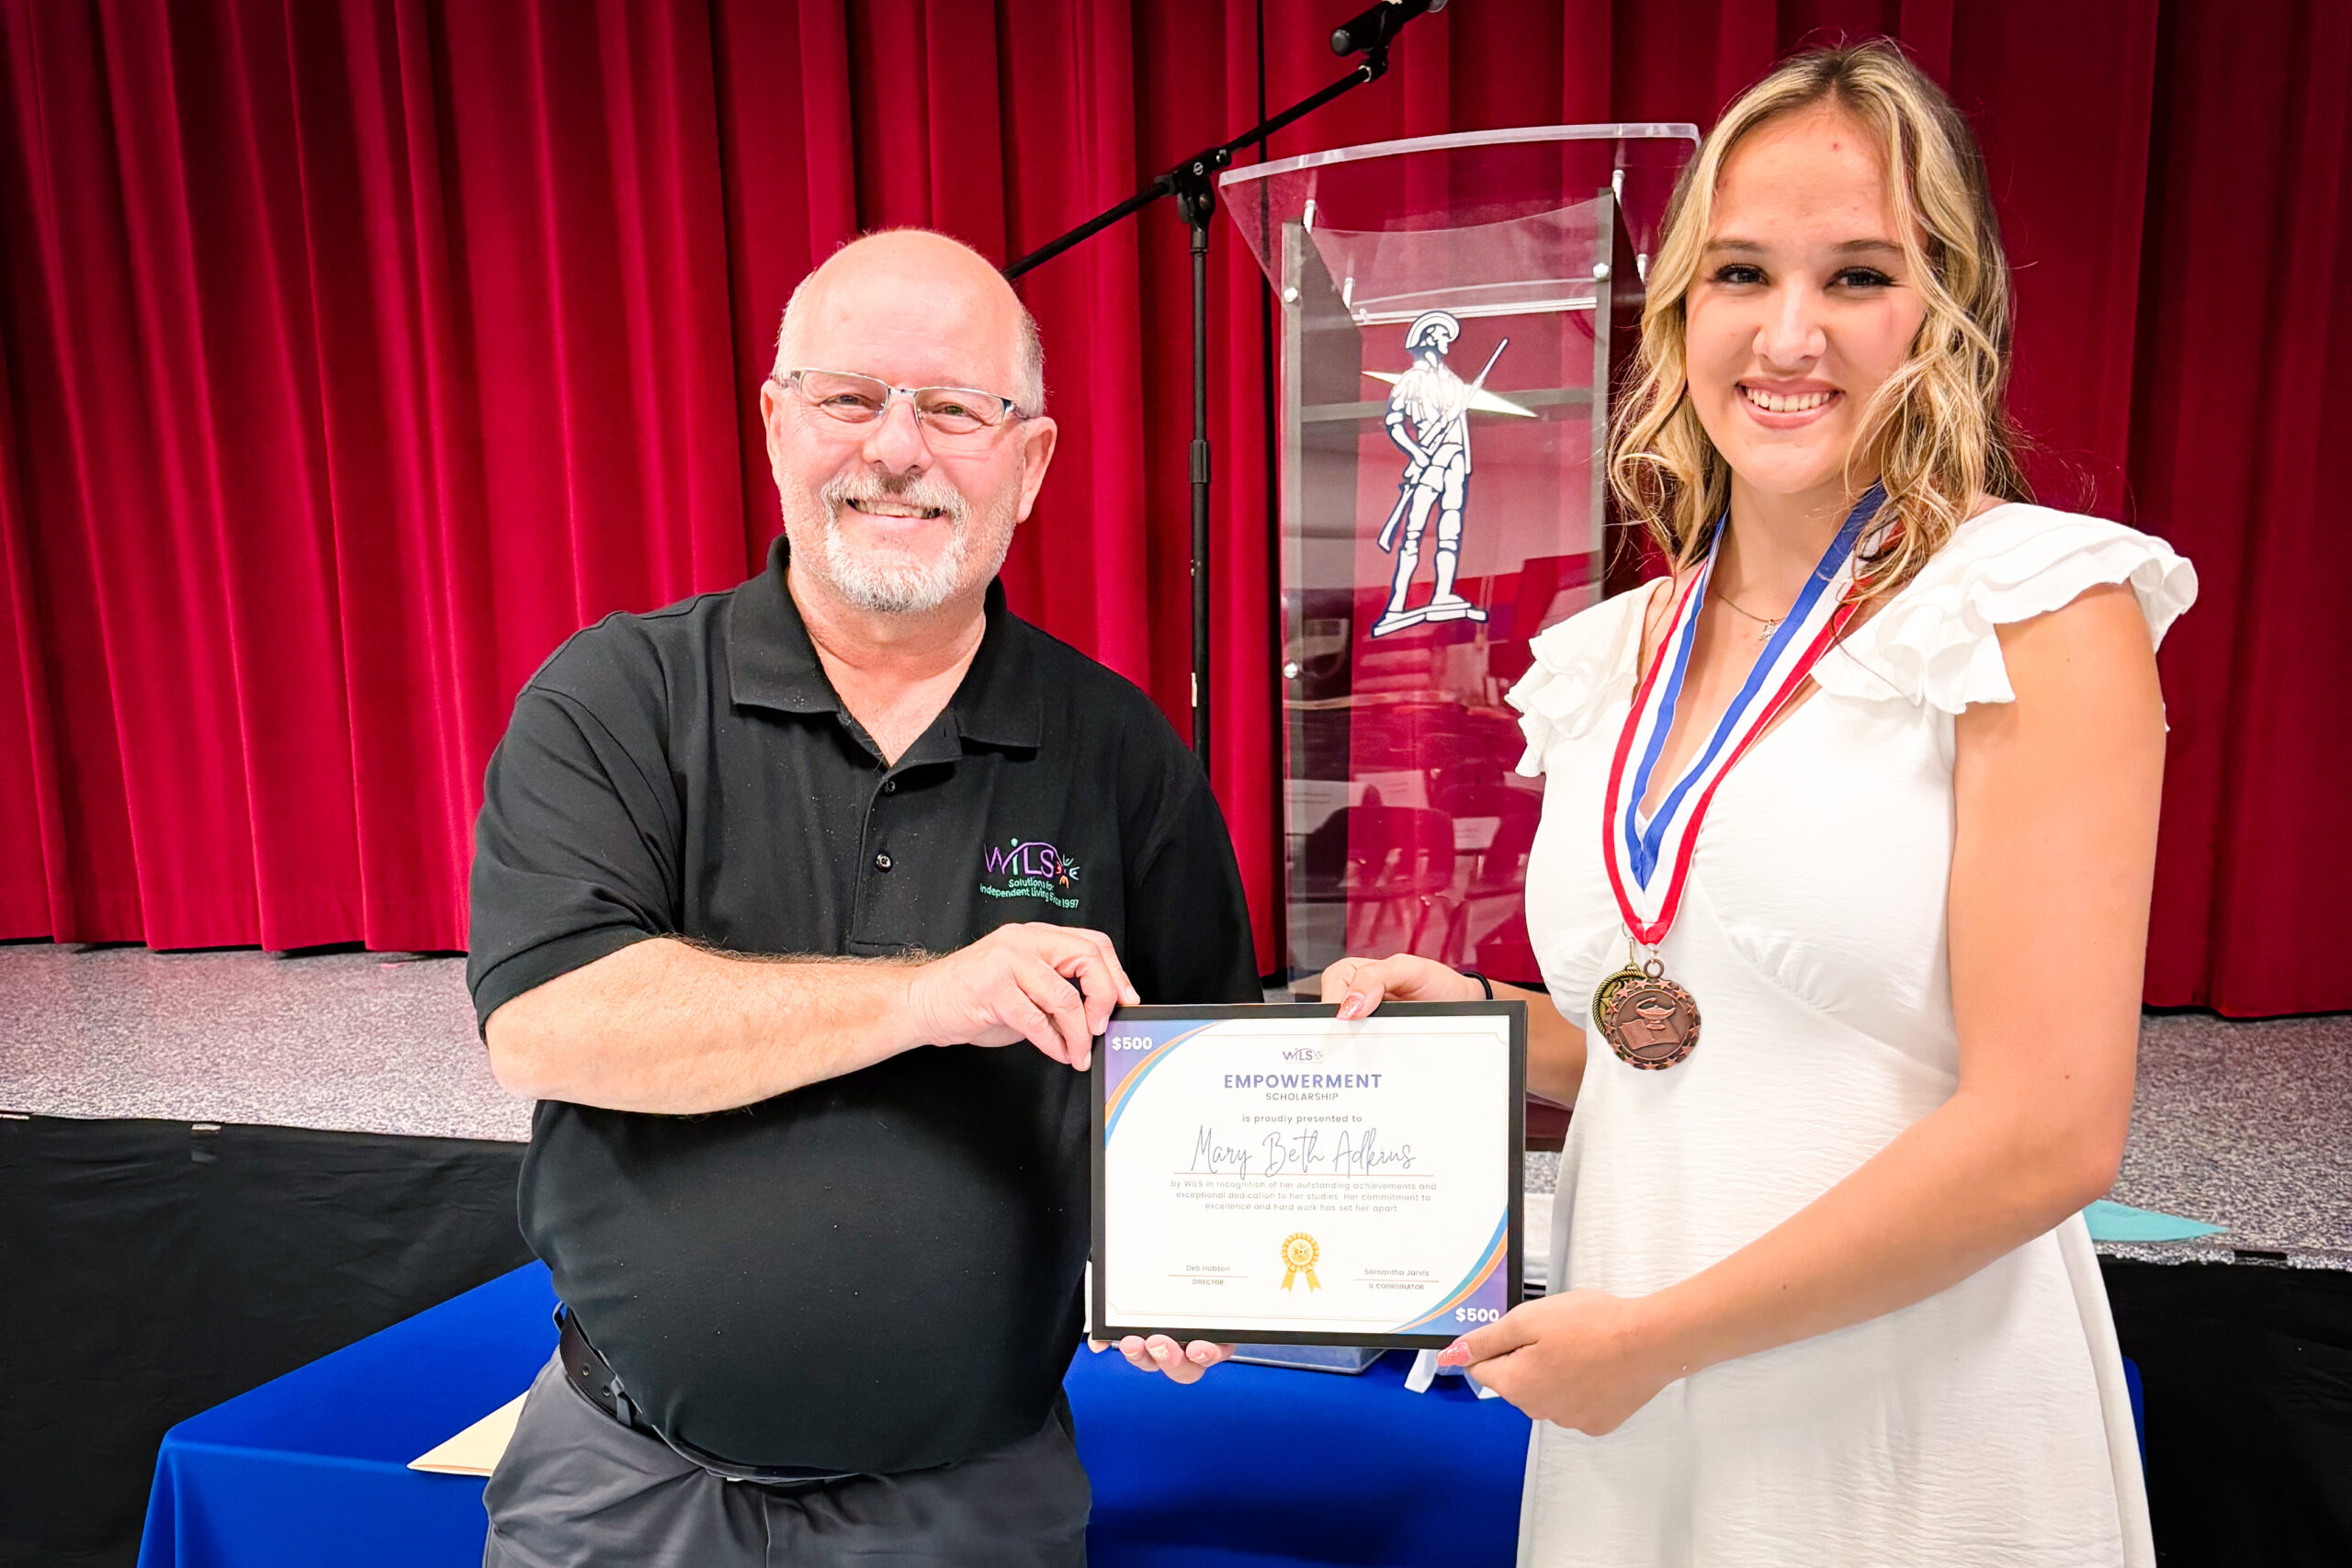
[467,230,1258,1566]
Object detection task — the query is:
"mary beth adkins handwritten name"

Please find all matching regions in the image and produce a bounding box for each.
[1190,1124,1415,1179]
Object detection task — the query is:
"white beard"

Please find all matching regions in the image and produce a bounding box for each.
[782,468,1018,615]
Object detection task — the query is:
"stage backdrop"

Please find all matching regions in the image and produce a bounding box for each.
[1,0,2344,1016]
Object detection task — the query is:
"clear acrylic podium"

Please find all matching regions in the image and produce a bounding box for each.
[1222,126,1697,985]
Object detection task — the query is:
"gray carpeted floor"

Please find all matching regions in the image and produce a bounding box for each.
[0,942,518,1141]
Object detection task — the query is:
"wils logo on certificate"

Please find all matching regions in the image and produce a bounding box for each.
[1090,1002,1525,1349]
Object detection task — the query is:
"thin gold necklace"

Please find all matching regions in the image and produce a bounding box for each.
[1710,585,1786,637]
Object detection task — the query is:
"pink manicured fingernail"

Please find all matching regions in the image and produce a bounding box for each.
[1341,991,1369,1017]
[1434,1339,1472,1368]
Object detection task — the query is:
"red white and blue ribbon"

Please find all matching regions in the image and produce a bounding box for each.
[1601,486,1888,944]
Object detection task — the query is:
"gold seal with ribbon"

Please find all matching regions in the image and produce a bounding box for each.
[1279,1232,1321,1292]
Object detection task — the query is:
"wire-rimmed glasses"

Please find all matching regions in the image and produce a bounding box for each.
[774,368,1028,441]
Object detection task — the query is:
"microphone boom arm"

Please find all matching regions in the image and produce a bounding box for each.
[1001,4,1442,770]
[1003,47,1395,285]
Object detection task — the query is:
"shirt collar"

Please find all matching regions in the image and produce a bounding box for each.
[727,535,1042,750]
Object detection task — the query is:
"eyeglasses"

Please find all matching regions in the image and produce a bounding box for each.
[774,368,1028,440]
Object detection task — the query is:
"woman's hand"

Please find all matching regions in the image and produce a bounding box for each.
[1435,1290,1682,1435]
[1317,953,1484,1019]
[1089,1335,1231,1384]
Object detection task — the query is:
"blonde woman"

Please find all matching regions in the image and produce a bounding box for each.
[1319,42,2191,1566]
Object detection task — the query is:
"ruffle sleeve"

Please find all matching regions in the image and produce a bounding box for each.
[1505,586,1654,776]
[1811,503,2198,713]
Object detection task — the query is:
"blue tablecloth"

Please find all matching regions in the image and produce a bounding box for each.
[139,1264,1529,1568]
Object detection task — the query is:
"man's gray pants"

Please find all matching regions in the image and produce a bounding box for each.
[481,1355,1091,1566]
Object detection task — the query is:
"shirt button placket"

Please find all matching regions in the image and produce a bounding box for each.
[862,771,909,941]
[871,773,896,875]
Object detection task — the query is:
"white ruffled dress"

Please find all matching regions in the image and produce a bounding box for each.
[1506,505,2196,1568]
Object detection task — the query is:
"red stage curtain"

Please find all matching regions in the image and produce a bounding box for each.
[1,1,2344,1014]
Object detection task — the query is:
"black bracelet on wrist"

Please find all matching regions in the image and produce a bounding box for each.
[1462,969,1494,1000]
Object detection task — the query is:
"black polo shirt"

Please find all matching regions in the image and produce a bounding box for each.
[466,536,1258,1474]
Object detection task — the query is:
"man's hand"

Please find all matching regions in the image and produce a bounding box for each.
[902,923,1139,1071]
[1433,1290,1679,1434]
[1089,1335,1232,1385]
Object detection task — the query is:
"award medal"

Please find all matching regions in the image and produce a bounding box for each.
[1279,1232,1322,1292]
[1596,486,1888,1069]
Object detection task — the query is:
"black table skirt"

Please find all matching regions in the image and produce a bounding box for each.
[0,1116,530,1568]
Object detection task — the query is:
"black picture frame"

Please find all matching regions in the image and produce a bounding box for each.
[1089,1000,1527,1349]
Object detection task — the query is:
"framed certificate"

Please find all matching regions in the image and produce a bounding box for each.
[1091,1001,1525,1349]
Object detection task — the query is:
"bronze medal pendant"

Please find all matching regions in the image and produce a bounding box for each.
[1599,960,1701,1070]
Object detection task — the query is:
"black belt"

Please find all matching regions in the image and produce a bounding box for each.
[555,1307,854,1491]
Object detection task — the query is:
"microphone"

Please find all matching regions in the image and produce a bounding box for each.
[1329,0,1450,58]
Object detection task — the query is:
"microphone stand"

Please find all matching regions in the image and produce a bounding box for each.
[1005,18,1417,769]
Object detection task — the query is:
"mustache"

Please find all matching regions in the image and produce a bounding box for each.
[817,469,967,525]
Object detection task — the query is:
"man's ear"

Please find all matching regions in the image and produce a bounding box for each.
[759,380,791,475]
[1013,415,1059,524]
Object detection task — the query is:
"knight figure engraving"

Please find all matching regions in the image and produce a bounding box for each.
[1371,310,1509,637]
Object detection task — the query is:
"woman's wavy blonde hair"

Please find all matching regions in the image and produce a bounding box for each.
[1611,40,2030,597]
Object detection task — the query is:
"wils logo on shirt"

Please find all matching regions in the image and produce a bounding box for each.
[978,837,1081,910]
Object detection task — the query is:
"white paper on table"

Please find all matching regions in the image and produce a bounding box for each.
[409,1393,526,1475]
